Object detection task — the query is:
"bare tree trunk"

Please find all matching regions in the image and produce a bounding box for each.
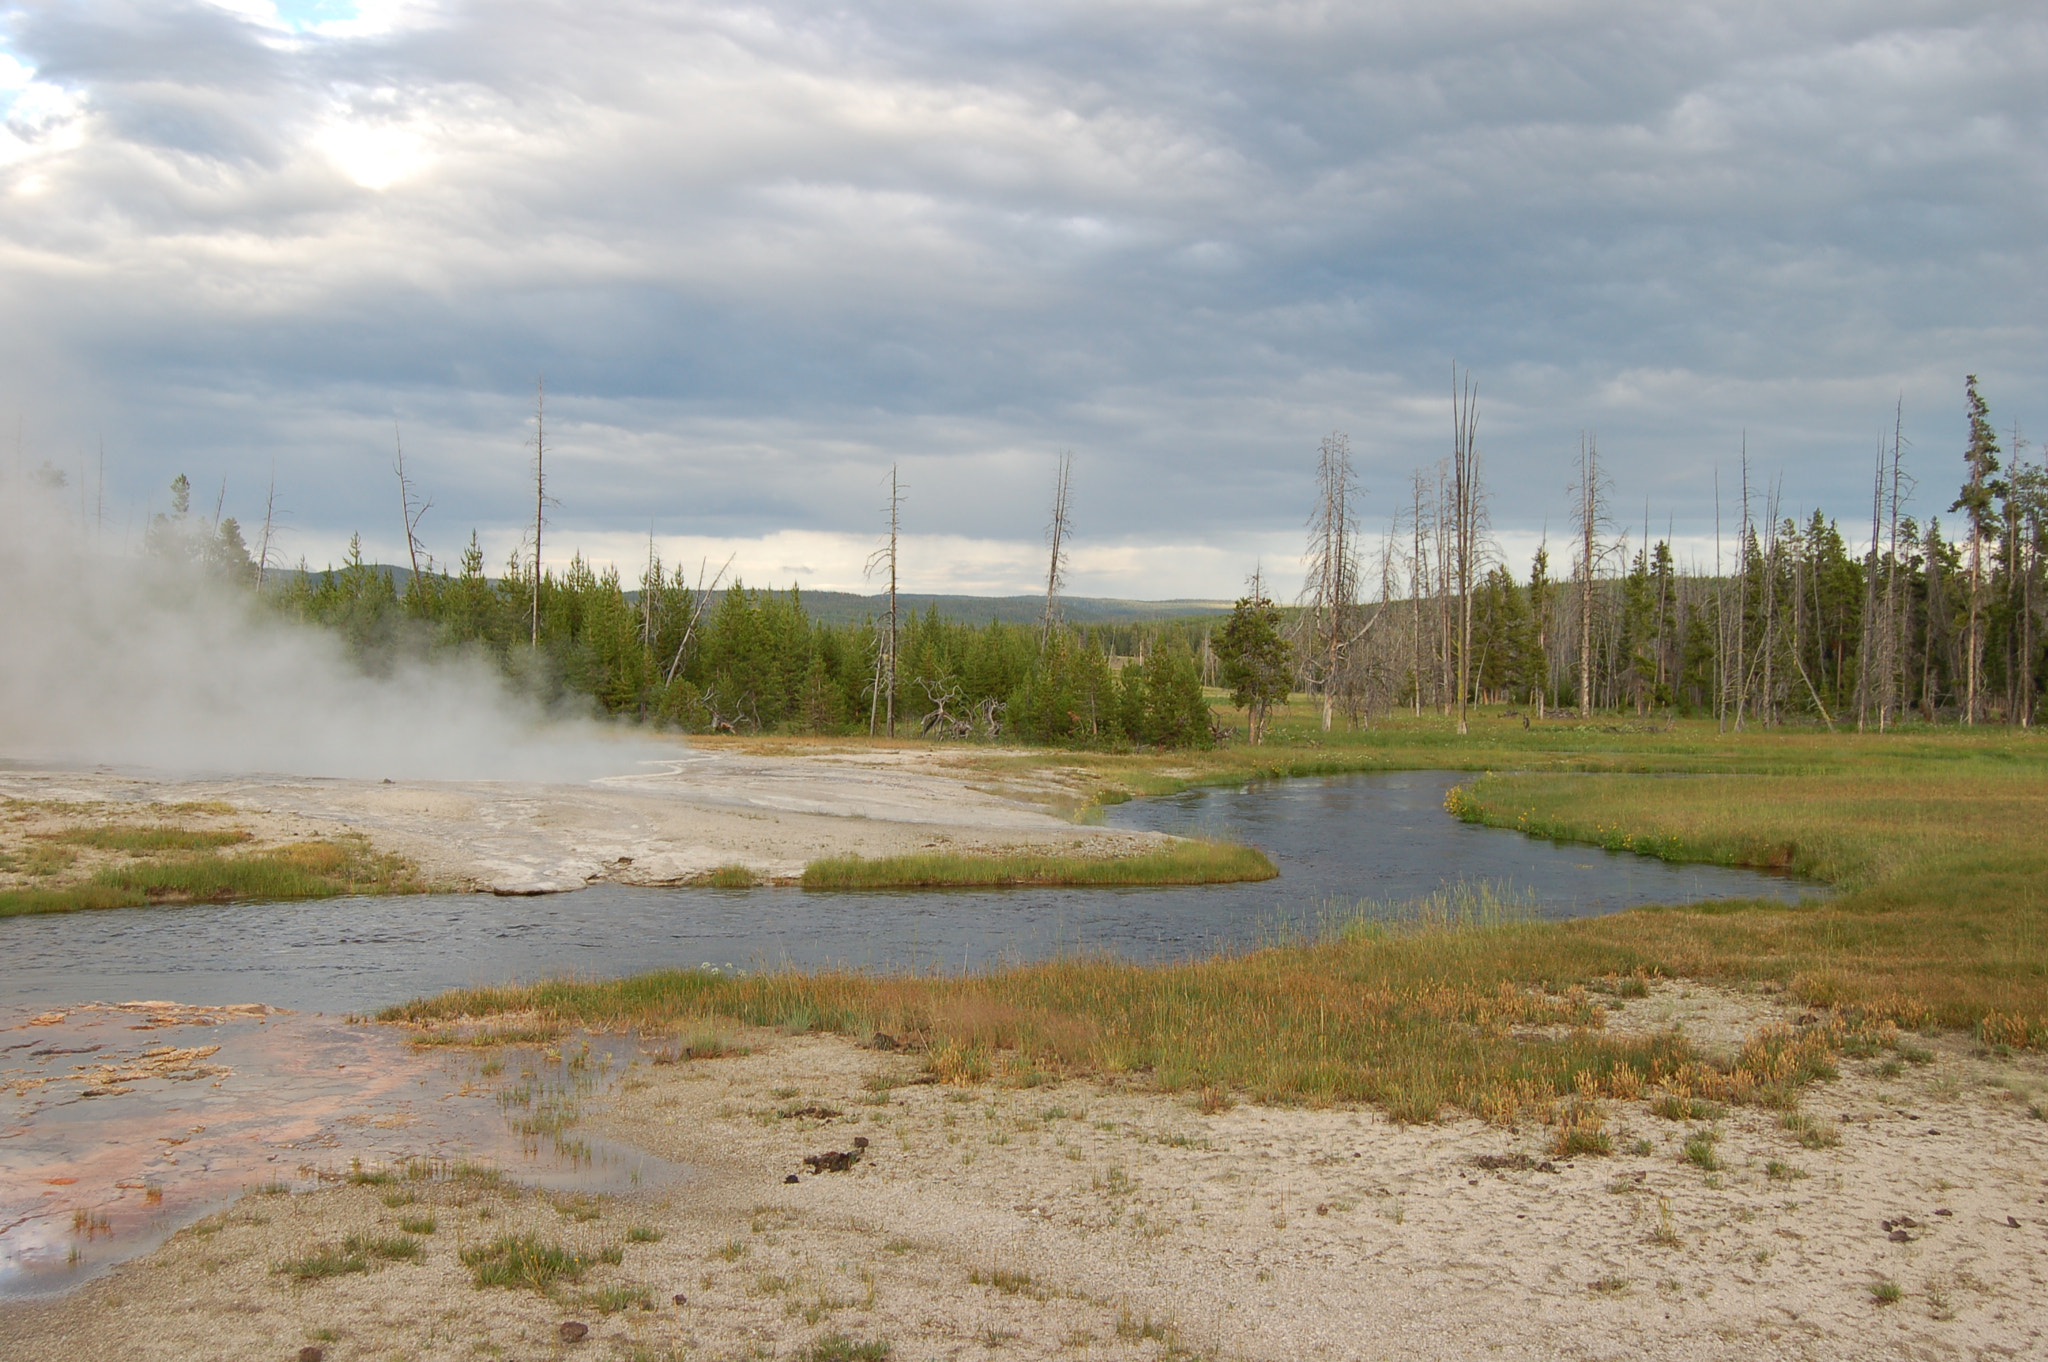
[1576,434,1600,719]
[1411,473,1427,716]
[864,466,903,736]
[256,463,278,592]
[1855,438,1883,730]
[1450,366,1482,735]
[1305,433,1358,731]
[1041,450,1073,648]
[531,376,545,649]
[393,423,432,586]
[1734,441,1750,730]
[1880,400,1906,730]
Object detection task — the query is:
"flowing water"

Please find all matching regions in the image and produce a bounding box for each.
[0,769,1815,1295]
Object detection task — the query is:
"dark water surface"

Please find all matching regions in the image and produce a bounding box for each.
[0,771,1815,1015]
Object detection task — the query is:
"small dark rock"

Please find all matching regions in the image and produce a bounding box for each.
[298,1348,325,1362]
[852,1136,869,1150]
[1935,1208,1953,1217]
[1537,1161,1559,1174]
[1888,1229,1913,1243]
[867,1033,899,1051]
[803,1149,861,1173]
[1471,1153,1537,1172]
[559,1321,589,1343]
[1315,1203,1329,1216]
[1895,1216,1920,1229]
[2008,1216,2023,1229]
[673,1294,687,1307]
[784,1173,800,1184]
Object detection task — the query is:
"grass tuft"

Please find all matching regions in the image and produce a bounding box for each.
[459,1234,596,1291]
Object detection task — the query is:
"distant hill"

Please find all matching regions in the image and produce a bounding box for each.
[272,566,1230,627]
[792,591,1232,627]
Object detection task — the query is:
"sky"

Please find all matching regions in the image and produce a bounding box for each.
[1,0,2042,599]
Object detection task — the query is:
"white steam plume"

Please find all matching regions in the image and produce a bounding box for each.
[1,493,665,782]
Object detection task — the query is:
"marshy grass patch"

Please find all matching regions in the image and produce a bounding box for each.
[1870,1278,1903,1306]
[799,839,1276,890]
[397,1214,436,1236]
[0,833,426,917]
[691,864,759,888]
[50,824,250,854]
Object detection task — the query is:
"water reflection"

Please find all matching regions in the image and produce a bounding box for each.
[0,772,1817,1016]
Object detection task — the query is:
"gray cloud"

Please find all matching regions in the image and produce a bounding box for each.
[1,0,2042,596]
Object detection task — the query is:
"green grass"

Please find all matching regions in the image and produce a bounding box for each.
[578,1283,654,1313]
[459,1234,597,1291]
[387,715,2048,1121]
[0,837,425,917]
[801,839,1276,890]
[274,1243,369,1281]
[50,825,250,853]
[692,864,760,888]
[273,1234,420,1280]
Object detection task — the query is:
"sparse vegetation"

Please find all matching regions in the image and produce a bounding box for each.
[0,832,426,918]
[460,1235,598,1291]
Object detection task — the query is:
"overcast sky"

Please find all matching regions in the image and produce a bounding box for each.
[2,0,2042,598]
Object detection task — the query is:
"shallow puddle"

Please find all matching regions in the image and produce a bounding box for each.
[0,1003,677,1298]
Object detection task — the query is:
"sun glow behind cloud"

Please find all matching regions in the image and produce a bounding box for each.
[316,114,429,189]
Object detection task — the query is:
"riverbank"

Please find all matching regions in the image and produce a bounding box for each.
[0,741,1185,901]
[7,984,2045,1361]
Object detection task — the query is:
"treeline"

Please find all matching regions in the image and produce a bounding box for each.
[1301,375,2045,729]
[136,372,2045,741]
[141,474,1218,745]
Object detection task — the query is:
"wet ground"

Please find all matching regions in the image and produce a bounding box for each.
[0,1005,672,1298]
[0,770,1819,1297]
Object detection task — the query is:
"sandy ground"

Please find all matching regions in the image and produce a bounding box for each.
[0,742,1156,893]
[6,983,2045,1362]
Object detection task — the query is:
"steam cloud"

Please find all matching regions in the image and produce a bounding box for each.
[1,496,664,783]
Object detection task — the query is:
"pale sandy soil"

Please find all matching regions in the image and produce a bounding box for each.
[7,983,2046,1362]
[0,741,1156,894]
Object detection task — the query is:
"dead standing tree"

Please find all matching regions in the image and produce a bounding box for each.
[529,377,552,649]
[662,553,735,685]
[393,424,432,583]
[865,465,902,737]
[1570,433,1612,718]
[1040,450,1073,648]
[1301,432,1361,731]
[1449,366,1486,735]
